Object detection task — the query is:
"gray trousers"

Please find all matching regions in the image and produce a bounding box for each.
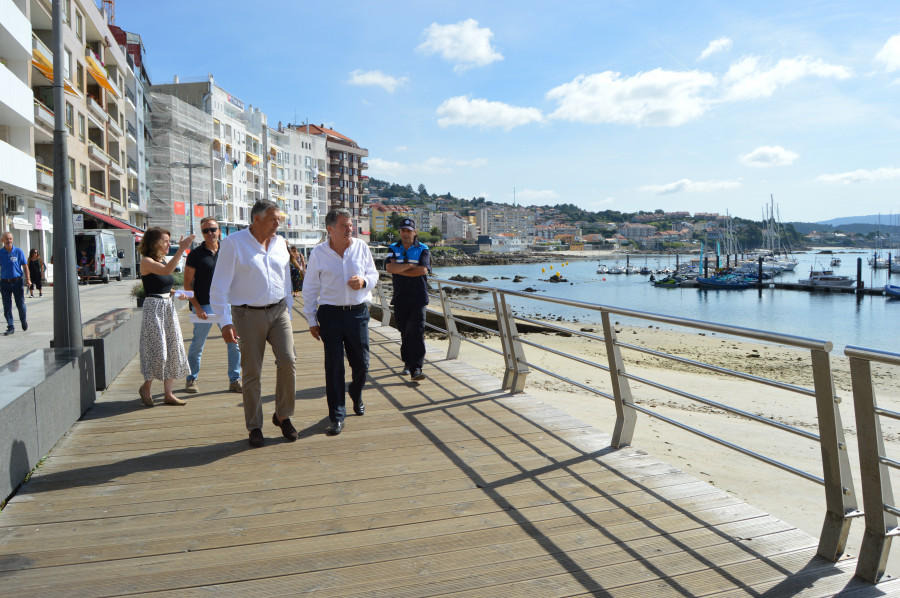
[231,302,296,431]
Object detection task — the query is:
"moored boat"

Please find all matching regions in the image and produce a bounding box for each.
[697,275,753,289]
[885,283,900,298]
[799,268,855,288]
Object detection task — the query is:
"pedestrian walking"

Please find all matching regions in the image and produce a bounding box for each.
[385,218,430,380]
[289,246,305,297]
[184,217,242,394]
[27,248,45,298]
[210,199,297,448]
[0,232,29,335]
[137,227,194,407]
[303,208,379,436]
[79,250,93,285]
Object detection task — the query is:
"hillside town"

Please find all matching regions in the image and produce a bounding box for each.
[0,0,884,272]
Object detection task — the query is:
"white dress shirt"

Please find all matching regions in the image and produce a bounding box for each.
[302,237,379,327]
[210,228,293,327]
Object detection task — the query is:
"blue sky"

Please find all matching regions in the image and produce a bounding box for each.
[114,0,900,222]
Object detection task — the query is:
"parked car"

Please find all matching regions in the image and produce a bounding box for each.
[74,230,124,283]
[165,244,188,273]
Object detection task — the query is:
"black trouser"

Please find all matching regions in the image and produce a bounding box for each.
[394,302,427,370]
[317,304,369,423]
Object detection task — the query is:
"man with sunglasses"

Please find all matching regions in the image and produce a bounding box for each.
[183,217,242,394]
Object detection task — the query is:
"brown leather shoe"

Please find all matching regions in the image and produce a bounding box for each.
[272,413,298,441]
[248,428,264,448]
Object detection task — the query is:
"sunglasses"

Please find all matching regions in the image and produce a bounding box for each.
[201,227,219,234]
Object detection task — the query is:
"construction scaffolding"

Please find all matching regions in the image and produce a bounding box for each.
[147,92,213,240]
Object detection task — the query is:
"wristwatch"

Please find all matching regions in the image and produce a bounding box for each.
[362,279,367,288]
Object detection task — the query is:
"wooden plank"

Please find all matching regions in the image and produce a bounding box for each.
[0,312,887,597]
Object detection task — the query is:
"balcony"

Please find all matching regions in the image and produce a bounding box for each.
[109,157,124,176]
[359,161,368,170]
[90,187,110,208]
[36,164,53,190]
[125,86,135,106]
[128,190,139,210]
[88,142,110,167]
[127,157,138,176]
[108,116,123,138]
[87,96,108,123]
[33,100,54,131]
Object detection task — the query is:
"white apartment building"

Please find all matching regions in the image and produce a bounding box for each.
[0,0,37,253]
[0,0,135,262]
[475,206,535,240]
[268,123,327,249]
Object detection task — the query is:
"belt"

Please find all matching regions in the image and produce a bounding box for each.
[239,299,285,310]
[0,278,21,282]
[146,294,169,299]
[320,302,367,311]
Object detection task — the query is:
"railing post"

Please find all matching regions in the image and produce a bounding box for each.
[849,354,897,582]
[810,347,860,561]
[601,311,637,447]
[438,285,460,360]
[498,292,529,393]
[492,290,515,391]
[375,280,392,327]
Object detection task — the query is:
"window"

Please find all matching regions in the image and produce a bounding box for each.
[75,12,83,40]
[68,158,75,189]
[62,0,70,24]
[65,103,74,135]
[294,200,300,211]
[76,62,84,91]
[63,49,71,80]
[80,164,87,193]
[78,114,85,142]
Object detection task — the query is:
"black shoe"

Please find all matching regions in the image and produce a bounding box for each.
[401,367,410,376]
[248,428,264,448]
[272,413,298,441]
[326,420,344,435]
[411,368,426,381]
[353,400,365,416]
[3,328,13,336]
[22,320,27,331]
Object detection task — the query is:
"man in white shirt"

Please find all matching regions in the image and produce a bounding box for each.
[303,208,379,435]
[210,199,297,448]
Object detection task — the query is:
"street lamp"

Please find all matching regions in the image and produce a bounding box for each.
[169,156,210,236]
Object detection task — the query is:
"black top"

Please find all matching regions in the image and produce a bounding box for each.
[27,259,42,280]
[142,260,174,296]
[386,240,430,305]
[185,243,218,305]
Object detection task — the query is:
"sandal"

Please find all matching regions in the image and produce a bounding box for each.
[139,385,153,407]
[164,395,186,406]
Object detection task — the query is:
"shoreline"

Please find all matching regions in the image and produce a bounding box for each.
[416,317,900,574]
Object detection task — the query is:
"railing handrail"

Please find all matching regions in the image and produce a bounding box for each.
[35,163,53,176]
[375,272,859,567]
[845,345,900,367]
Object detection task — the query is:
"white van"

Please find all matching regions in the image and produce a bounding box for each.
[74,230,124,283]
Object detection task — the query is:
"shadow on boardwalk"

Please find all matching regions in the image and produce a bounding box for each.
[0,302,898,596]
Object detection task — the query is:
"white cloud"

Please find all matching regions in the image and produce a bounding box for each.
[436,96,543,130]
[417,19,503,72]
[721,55,851,101]
[739,145,799,167]
[817,166,900,184]
[639,179,742,194]
[368,156,488,178]
[516,189,560,202]
[698,37,733,61]
[346,70,408,93]
[547,68,717,127]
[395,145,408,152]
[875,34,900,72]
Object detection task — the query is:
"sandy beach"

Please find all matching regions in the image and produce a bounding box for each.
[420,316,900,574]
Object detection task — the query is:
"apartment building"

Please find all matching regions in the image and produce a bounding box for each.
[269,123,328,249]
[293,124,368,239]
[0,0,37,253]
[152,75,270,234]
[475,206,535,240]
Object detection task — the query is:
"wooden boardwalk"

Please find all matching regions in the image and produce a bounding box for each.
[1,303,899,597]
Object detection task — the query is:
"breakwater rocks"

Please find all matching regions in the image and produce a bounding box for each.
[430,252,588,267]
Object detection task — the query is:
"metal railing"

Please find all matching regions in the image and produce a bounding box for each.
[845,345,900,582]
[374,274,860,564]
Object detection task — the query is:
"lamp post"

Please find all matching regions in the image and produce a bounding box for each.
[170,155,209,237]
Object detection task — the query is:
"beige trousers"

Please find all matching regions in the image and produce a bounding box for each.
[231,302,296,431]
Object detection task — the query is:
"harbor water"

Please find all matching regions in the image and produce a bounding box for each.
[432,249,898,353]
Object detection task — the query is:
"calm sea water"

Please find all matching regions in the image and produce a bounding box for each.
[432,249,899,353]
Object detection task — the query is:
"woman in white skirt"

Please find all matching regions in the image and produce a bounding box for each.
[138,227,195,406]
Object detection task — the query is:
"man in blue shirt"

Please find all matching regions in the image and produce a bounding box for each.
[385,218,430,380]
[0,231,30,335]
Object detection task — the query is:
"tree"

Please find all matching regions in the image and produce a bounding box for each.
[417,183,428,196]
[388,212,403,230]
[429,226,442,241]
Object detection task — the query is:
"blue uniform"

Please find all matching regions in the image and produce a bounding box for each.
[386,240,430,372]
[0,244,27,333]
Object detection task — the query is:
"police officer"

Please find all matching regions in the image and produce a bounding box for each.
[385,218,430,380]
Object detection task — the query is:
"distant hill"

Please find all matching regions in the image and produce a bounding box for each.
[791,221,899,235]
[818,214,899,226]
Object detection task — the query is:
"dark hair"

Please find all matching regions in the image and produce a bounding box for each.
[325,208,352,229]
[139,227,171,260]
[29,248,40,259]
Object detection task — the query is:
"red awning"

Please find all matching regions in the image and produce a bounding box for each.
[79,207,144,241]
